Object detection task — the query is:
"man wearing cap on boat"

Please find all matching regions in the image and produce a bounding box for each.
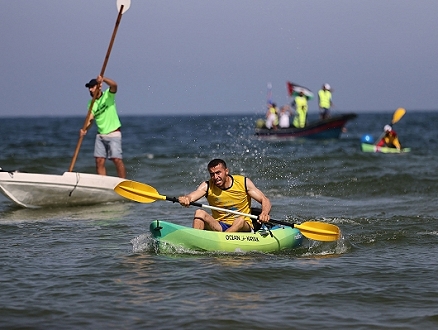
[80,75,126,178]
[178,159,271,233]
[318,83,333,120]
[376,125,402,150]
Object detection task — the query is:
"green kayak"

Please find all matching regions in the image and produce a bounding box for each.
[149,220,303,253]
[361,143,411,153]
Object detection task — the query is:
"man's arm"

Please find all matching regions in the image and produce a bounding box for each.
[80,113,94,136]
[246,178,271,223]
[178,181,208,207]
[98,76,117,93]
[393,136,401,150]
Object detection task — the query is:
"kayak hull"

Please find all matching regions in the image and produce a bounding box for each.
[361,143,411,153]
[149,220,303,253]
[0,171,125,208]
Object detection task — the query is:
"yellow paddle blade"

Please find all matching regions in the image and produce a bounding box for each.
[114,180,166,203]
[295,221,341,242]
[392,108,406,125]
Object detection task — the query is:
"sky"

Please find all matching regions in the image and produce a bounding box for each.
[1,0,437,117]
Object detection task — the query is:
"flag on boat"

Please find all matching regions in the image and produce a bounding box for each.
[286,81,314,100]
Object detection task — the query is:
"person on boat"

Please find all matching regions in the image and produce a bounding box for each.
[178,159,271,233]
[279,105,293,128]
[80,76,126,178]
[376,125,402,150]
[265,102,279,129]
[318,83,333,120]
[291,91,308,128]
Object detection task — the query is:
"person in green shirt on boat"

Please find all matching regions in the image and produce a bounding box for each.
[80,76,126,178]
[318,83,333,120]
[292,91,308,128]
[178,159,272,233]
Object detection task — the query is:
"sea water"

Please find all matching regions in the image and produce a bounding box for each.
[1,111,438,329]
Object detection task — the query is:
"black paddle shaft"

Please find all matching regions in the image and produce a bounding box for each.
[165,196,204,209]
[166,196,179,203]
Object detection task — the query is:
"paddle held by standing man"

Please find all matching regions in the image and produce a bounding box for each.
[80,75,126,178]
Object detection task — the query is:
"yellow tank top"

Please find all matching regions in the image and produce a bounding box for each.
[318,90,332,108]
[206,175,252,226]
[383,134,401,149]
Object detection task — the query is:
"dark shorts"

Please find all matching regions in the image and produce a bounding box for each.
[320,108,330,119]
[219,221,231,232]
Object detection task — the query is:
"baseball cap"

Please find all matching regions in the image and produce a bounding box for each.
[85,78,98,88]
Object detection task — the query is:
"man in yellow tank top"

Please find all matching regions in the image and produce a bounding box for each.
[178,159,271,232]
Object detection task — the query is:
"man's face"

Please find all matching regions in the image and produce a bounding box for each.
[208,164,229,189]
[88,85,99,97]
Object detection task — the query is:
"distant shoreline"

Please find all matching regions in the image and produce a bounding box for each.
[0,109,436,119]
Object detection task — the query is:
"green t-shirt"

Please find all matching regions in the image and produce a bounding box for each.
[88,89,121,134]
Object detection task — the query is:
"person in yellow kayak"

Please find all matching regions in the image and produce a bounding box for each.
[377,125,402,150]
[318,83,333,119]
[292,91,308,128]
[178,159,271,232]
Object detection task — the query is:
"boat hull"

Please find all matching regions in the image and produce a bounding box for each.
[255,113,357,139]
[0,171,125,208]
[149,220,303,253]
[361,143,411,153]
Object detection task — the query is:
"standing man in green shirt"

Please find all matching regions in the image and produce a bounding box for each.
[80,76,126,178]
[318,83,333,120]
